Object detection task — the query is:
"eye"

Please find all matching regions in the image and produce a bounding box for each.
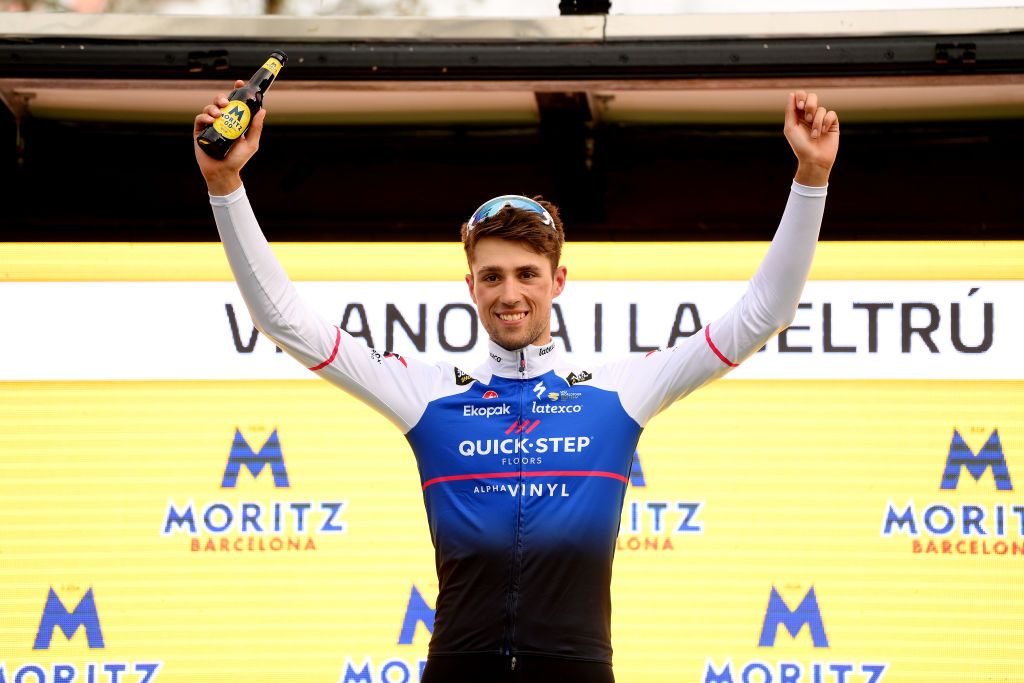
[483,274,499,283]
[520,271,537,279]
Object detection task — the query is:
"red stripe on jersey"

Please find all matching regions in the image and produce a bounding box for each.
[422,470,628,491]
[705,324,738,367]
[308,327,342,371]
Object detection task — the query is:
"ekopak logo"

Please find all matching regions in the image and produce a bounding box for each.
[882,428,1022,557]
[0,587,162,682]
[339,585,434,683]
[162,428,346,553]
[618,450,703,552]
[704,586,888,683]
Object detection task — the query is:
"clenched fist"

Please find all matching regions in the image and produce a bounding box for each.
[784,90,839,187]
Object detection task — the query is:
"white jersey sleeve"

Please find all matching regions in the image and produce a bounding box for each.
[592,180,827,427]
[210,185,451,434]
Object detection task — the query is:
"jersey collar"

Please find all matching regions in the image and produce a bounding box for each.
[486,338,560,379]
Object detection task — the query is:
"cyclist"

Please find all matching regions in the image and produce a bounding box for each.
[194,88,838,683]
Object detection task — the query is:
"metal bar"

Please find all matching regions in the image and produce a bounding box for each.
[1,34,1022,81]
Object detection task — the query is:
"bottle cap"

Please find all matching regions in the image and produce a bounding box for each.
[270,50,289,64]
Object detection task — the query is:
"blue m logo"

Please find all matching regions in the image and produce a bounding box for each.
[33,588,104,650]
[397,585,435,645]
[758,587,829,648]
[940,429,1012,491]
[629,450,646,487]
[221,429,290,488]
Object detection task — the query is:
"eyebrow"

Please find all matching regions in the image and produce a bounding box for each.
[475,264,544,276]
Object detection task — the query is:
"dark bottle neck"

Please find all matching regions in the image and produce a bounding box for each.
[246,69,277,94]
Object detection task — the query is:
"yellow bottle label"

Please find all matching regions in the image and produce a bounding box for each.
[262,57,283,77]
[212,100,251,140]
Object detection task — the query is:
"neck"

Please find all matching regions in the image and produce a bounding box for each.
[486,337,560,379]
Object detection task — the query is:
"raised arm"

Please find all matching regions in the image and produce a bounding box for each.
[193,86,441,432]
[596,90,840,427]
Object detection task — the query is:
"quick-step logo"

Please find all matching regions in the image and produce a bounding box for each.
[458,419,593,466]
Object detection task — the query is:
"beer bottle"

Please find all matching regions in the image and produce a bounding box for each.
[197,50,287,160]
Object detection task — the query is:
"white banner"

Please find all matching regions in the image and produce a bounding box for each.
[2,280,1017,380]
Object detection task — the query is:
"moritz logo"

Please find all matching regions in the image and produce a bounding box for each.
[758,587,828,648]
[338,586,433,682]
[221,429,289,488]
[619,451,702,552]
[882,427,1023,557]
[629,450,646,487]
[940,429,1012,491]
[397,585,435,645]
[34,588,104,650]
[704,587,888,683]
[163,429,346,553]
[0,587,164,683]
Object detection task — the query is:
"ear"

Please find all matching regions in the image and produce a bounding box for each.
[552,266,567,299]
[465,273,477,304]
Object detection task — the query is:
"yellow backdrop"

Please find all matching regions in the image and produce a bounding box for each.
[1,242,1021,683]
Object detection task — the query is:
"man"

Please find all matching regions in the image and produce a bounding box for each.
[194,88,838,682]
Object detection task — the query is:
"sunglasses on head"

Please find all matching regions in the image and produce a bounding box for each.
[467,195,554,232]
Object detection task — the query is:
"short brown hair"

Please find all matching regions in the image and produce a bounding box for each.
[460,197,566,272]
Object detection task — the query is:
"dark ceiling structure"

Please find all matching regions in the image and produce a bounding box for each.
[1,10,1022,241]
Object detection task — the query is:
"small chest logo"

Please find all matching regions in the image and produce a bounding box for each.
[454,368,477,386]
[532,381,547,399]
[565,370,593,386]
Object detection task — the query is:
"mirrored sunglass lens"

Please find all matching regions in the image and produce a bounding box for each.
[469,197,550,228]
[470,200,508,225]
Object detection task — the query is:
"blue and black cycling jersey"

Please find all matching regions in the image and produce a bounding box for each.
[210,180,827,663]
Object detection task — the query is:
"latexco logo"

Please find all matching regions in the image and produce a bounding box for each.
[618,451,703,552]
[162,428,346,553]
[882,428,1023,556]
[704,586,888,683]
[0,586,162,682]
[530,399,583,415]
[339,585,434,683]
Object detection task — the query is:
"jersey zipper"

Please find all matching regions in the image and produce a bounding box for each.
[503,349,528,662]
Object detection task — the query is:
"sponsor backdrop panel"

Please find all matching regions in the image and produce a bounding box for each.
[616,379,1024,683]
[0,380,437,679]
[1,380,1020,682]
[1,242,1022,683]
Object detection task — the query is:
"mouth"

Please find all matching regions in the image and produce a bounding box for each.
[496,311,528,323]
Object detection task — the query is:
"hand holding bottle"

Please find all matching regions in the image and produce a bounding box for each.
[193,81,265,196]
[194,51,286,195]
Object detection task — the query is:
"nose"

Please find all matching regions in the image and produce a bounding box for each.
[499,278,521,306]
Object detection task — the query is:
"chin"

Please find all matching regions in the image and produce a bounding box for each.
[502,330,545,351]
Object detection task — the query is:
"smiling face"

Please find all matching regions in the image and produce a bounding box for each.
[466,237,567,351]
